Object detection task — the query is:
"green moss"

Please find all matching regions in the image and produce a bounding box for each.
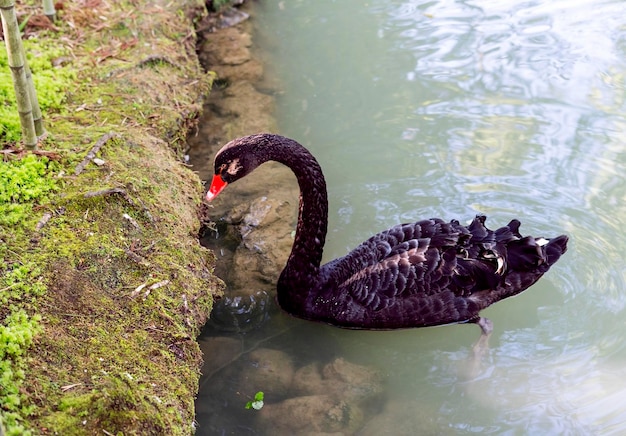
[0,154,60,226]
[41,372,172,433]
[0,39,76,143]
[0,263,45,435]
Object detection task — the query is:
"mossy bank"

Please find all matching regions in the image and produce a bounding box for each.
[1,0,226,433]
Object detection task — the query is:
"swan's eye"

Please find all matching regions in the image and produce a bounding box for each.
[217,163,227,175]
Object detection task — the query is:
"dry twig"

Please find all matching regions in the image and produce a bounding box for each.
[74,132,116,175]
[83,187,135,205]
[125,249,149,266]
[60,383,83,392]
[34,212,53,231]
[0,148,61,160]
[130,280,170,299]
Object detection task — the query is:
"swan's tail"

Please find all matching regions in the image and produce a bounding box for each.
[461,216,568,273]
[475,229,569,306]
[544,234,569,266]
[488,218,568,272]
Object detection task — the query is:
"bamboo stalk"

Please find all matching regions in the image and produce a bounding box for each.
[0,0,37,148]
[25,62,46,136]
[42,0,55,22]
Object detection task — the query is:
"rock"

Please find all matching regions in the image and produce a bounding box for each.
[228,194,297,296]
[212,57,264,82]
[257,395,364,435]
[220,81,275,127]
[237,348,295,399]
[293,358,384,404]
[323,358,383,393]
[216,7,250,29]
[199,26,252,67]
[208,290,270,332]
[197,336,243,380]
[358,398,443,436]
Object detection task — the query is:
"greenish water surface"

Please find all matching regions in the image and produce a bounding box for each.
[196,0,626,434]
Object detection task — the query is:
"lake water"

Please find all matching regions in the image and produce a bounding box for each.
[194,0,626,434]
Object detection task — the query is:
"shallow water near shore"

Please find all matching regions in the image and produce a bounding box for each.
[192,0,626,434]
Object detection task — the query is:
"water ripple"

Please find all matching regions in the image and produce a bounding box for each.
[198,0,626,433]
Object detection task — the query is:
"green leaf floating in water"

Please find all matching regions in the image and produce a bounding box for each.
[245,391,264,410]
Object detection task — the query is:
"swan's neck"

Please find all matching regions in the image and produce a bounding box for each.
[266,137,328,287]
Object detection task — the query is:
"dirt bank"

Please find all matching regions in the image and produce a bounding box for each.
[0,0,232,434]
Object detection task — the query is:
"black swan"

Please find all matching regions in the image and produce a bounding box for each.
[206,133,568,335]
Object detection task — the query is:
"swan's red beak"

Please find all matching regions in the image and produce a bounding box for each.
[206,174,228,201]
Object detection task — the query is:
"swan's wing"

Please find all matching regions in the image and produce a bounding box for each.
[332,218,466,271]
[327,216,510,312]
[327,219,457,309]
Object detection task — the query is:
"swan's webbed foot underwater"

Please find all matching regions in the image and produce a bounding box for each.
[456,317,494,380]
[474,316,493,336]
[470,316,493,364]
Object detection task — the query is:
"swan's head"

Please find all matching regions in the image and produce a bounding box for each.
[206,134,270,201]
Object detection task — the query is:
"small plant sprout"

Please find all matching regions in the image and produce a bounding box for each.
[245,391,264,410]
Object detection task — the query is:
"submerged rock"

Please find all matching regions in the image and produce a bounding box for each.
[358,398,443,436]
[231,195,297,290]
[251,357,382,434]
[197,336,243,380]
[216,7,250,29]
[191,5,393,434]
[257,394,364,436]
[293,358,384,404]
[208,289,271,332]
[238,348,295,399]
